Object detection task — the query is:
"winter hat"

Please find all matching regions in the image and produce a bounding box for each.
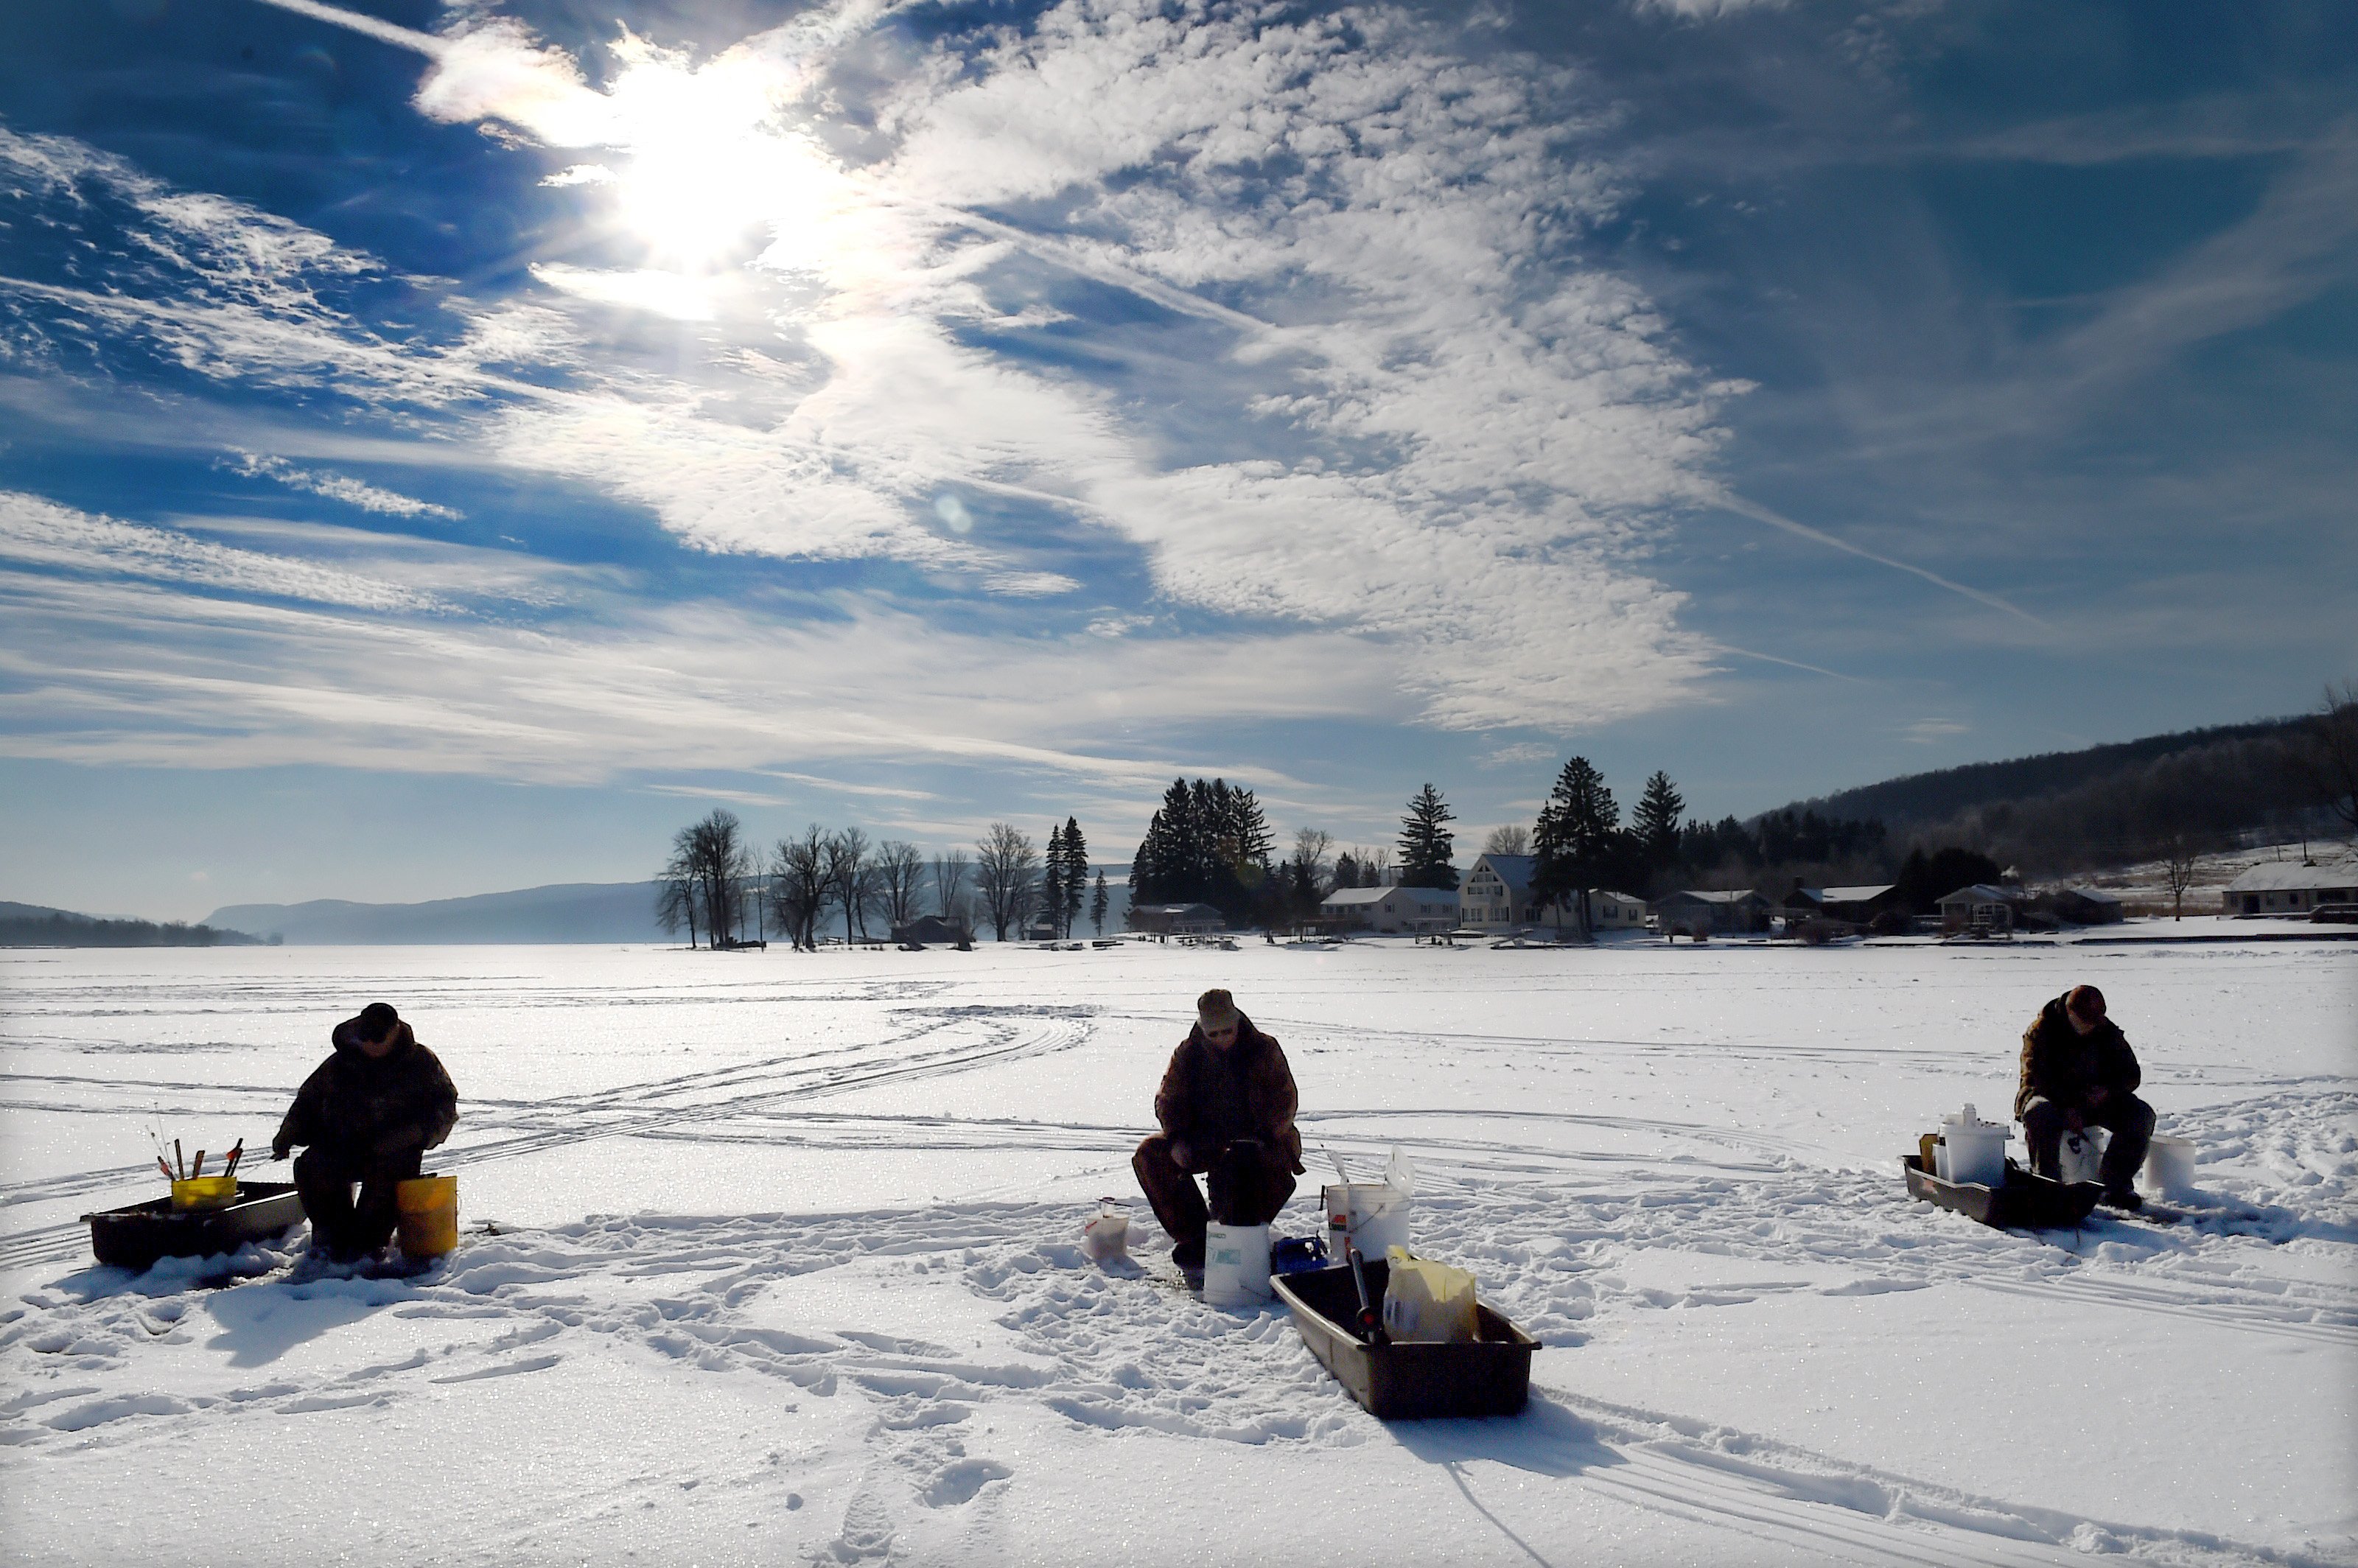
[1196,989,1240,1032]
[2065,985,2106,1021]
[358,1001,401,1040]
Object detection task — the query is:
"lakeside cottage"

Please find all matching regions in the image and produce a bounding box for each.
[1650,889,1773,936]
[1127,902,1227,937]
[1319,884,1462,934]
[1936,883,2021,934]
[2219,860,2358,917]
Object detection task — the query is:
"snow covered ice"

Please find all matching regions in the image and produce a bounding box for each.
[2,937,2352,1566]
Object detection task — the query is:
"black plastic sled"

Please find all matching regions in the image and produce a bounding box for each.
[81,1181,308,1270]
[1272,1259,1539,1421]
[1903,1154,2102,1231]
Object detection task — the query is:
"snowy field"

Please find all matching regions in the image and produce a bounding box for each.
[2,937,2353,1567]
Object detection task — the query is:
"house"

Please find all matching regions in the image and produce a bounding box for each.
[1022,913,1060,941]
[1937,883,2021,934]
[1591,892,1649,930]
[2219,860,2358,917]
[1458,855,1547,931]
[1127,902,1226,936]
[2037,887,2125,926]
[1650,889,1773,936]
[1319,884,1462,934]
[1783,883,1903,928]
[889,914,971,947]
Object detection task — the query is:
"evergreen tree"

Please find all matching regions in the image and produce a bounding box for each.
[1043,822,1069,937]
[1127,778,1276,925]
[1090,869,1109,936]
[1397,784,1459,889]
[1631,771,1686,886]
[1533,757,1619,937]
[1060,816,1088,937]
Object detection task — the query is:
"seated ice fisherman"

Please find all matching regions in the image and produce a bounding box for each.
[2015,984,2154,1211]
[272,1002,458,1261]
[1132,988,1306,1274]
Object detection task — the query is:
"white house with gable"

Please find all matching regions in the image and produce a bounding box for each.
[1320,884,1462,934]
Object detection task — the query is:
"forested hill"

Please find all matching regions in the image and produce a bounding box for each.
[1755,713,2338,871]
[0,902,263,948]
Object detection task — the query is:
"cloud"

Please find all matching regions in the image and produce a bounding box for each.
[5,0,1777,767]
[227,453,463,520]
[0,490,444,612]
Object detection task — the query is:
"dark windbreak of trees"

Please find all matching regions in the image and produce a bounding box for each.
[0,905,265,948]
[660,811,1093,948]
[1128,778,1276,927]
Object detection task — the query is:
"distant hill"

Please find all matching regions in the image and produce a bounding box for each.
[1,900,264,948]
[207,881,672,945]
[1758,714,2340,872]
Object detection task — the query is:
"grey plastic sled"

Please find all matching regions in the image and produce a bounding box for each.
[1903,1154,2102,1230]
[1272,1259,1538,1421]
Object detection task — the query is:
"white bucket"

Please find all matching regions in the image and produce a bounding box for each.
[1201,1222,1270,1307]
[1941,1119,2009,1187]
[2056,1127,2108,1186]
[1321,1182,1410,1261]
[2141,1134,2197,1200]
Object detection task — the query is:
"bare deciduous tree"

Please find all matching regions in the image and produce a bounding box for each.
[670,810,749,948]
[656,847,700,948]
[2306,679,2358,835]
[974,822,1038,942]
[874,840,927,931]
[2163,835,2201,921]
[768,826,830,952]
[824,827,873,942]
[931,850,970,921]
[1480,825,1530,857]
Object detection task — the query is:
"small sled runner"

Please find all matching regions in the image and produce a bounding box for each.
[1903,1154,2102,1230]
[81,1180,307,1270]
[1273,1258,1538,1420]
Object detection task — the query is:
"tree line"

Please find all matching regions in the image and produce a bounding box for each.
[659,811,1108,949]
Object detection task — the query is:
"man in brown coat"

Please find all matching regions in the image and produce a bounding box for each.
[2017,984,2153,1209]
[273,1002,459,1261]
[1133,988,1304,1273]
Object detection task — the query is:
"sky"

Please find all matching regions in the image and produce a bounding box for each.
[1,0,2353,921]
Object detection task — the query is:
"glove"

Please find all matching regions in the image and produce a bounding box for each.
[270,1141,291,1161]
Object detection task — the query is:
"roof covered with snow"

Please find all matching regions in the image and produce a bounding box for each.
[2223,860,2358,893]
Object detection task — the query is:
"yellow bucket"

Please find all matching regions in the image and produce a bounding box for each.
[395,1174,459,1260]
[171,1175,239,1211]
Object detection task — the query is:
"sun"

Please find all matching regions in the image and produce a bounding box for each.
[593,47,853,276]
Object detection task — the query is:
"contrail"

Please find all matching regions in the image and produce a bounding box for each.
[1710,492,2049,628]
[248,0,446,57]
[1716,644,1869,683]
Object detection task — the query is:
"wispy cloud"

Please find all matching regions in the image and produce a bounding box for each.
[226,453,462,520]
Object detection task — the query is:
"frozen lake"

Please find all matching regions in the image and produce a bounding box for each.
[3,937,2353,1566]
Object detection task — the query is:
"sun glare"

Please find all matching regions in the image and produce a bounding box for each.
[594,49,856,277]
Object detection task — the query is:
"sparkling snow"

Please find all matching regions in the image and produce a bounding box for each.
[2,937,2352,1566]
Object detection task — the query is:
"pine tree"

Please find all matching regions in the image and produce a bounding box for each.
[1397,784,1459,889]
[1060,816,1088,937]
[1631,771,1686,884]
[1043,823,1068,937]
[1533,758,1618,937]
[1090,869,1109,936]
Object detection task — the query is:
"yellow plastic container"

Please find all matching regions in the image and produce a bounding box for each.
[394,1174,458,1259]
[170,1175,239,1211]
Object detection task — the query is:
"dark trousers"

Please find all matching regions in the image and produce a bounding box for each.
[1133,1135,1295,1248]
[294,1144,421,1258]
[2023,1093,2155,1191]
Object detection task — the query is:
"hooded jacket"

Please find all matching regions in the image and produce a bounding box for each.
[2015,994,2141,1120]
[1152,1012,1304,1173]
[275,1016,458,1161]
